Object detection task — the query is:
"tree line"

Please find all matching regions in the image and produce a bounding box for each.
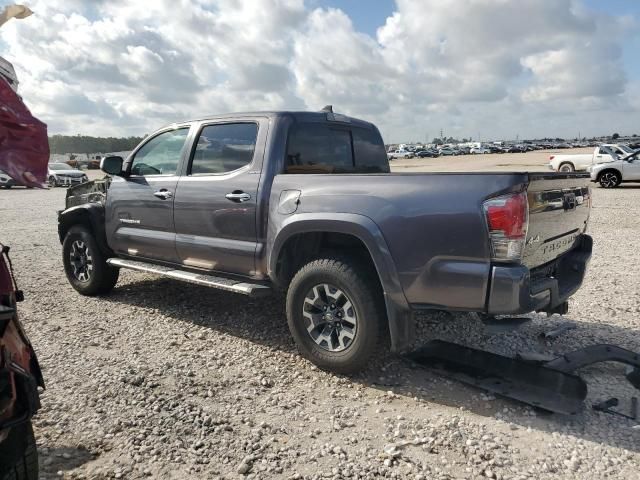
[48,135,145,154]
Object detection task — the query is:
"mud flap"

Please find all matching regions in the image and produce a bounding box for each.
[407,340,587,415]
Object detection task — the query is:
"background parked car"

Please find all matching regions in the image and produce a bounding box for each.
[47,163,88,187]
[549,144,634,172]
[416,149,439,158]
[387,149,415,160]
[0,170,16,189]
[470,147,490,154]
[438,147,458,156]
[590,148,640,188]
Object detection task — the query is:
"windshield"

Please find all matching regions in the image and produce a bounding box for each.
[619,145,634,154]
[626,150,640,161]
[49,163,72,170]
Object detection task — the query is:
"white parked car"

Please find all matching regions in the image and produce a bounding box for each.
[590,148,640,188]
[387,149,415,160]
[0,169,17,188]
[548,144,634,172]
[47,163,88,187]
[470,147,490,154]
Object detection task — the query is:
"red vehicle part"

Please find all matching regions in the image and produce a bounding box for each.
[0,77,49,187]
[0,245,44,478]
[0,245,44,433]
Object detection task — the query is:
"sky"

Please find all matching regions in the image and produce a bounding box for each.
[0,0,638,143]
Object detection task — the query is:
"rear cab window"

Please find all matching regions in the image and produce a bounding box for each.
[285,122,389,174]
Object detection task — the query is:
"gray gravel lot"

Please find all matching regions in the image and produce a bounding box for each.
[2,164,640,479]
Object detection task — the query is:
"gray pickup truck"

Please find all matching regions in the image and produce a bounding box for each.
[58,109,592,373]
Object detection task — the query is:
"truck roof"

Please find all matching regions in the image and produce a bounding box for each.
[181,110,377,130]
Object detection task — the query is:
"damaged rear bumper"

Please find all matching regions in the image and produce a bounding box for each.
[487,234,592,315]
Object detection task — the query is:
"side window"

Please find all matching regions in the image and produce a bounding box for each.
[190,123,258,175]
[130,128,189,176]
[352,127,390,173]
[286,124,353,173]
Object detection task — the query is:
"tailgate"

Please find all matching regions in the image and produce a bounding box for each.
[523,173,590,268]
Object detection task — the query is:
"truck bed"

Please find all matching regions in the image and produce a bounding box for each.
[269,171,591,312]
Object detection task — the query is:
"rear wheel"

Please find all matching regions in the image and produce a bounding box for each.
[0,421,38,480]
[558,162,574,172]
[286,256,386,374]
[62,225,119,295]
[599,170,621,188]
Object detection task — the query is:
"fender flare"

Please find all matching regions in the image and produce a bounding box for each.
[57,204,111,255]
[268,213,413,352]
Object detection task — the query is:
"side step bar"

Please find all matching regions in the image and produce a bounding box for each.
[107,258,272,298]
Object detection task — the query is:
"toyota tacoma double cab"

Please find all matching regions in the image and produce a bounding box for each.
[58,108,593,373]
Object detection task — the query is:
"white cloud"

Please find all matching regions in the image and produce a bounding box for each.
[0,0,638,141]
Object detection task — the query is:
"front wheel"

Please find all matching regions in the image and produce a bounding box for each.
[47,176,56,188]
[286,257,386,374]
[599,171,621,188]
[62,225,119,295]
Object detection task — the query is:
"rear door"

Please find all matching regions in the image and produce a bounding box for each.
[105,127,190,263]
[172,119,267,275]
[522,174,591,268]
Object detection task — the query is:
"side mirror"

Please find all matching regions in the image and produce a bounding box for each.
[100,156,124,176]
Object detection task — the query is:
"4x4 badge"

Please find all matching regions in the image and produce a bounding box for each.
[526,234,541,246]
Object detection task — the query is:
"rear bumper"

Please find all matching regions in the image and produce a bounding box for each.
[487,234,592,315]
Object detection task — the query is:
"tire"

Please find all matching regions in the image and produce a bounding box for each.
[62,225,119,296]
[598,170,622,188]
[558,162,575,172]
[286,256,386,374]
[47,176,56,188]
[0,422,38,480]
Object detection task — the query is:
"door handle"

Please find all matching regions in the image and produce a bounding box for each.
[153,189,173,200]
[225,192,251,203]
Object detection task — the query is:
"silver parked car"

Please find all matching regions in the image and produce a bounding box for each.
[589,148,640,188]
[47,163,88,187]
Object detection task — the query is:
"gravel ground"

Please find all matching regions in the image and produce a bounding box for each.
[2,167,640,479]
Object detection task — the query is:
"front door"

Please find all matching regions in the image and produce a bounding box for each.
[105,127,190,263]
[173,121,264,276]
[623,156,640,181]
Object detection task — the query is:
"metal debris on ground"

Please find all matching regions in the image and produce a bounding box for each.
[540,322,577,340]
[407,340,640,415]
[592,397,638,421]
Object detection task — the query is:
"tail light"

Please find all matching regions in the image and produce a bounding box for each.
[483,191,529,262]
[549,155,555,160]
